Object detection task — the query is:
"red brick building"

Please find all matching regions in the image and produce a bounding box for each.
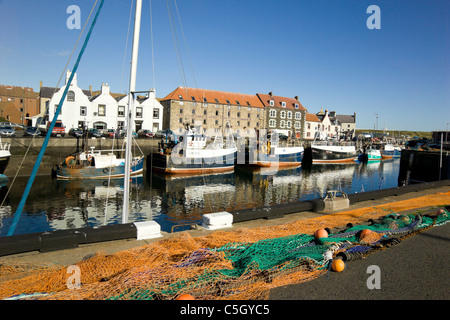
[0,85,39,126]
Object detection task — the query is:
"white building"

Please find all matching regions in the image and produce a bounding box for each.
[45,70,164,132]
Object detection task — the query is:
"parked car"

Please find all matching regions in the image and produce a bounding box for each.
[68,128,84,138]
[0,125,15,137]
[87,128,102,138]
[24,126,41,137]
[137,129,154,138]
[105,129,123,138]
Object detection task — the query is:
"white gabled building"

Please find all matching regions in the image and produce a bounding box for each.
[45,70,164,132]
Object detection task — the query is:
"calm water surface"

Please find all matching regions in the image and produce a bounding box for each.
[0,159,400,236]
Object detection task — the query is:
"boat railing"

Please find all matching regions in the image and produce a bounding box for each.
[312,141,356,147]
[0,141,10,151]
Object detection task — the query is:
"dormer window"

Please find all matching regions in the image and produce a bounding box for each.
[178,95,183,99]
[203,97,208,102]
[281,102,286,108]
[214,98,219,103]
[295,103,299,109]
[226,99,230,104]
[269,100,274,106]
[191,96,196,101]
[236,100,240,105]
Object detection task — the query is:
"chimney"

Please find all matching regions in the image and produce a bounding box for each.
[268,92,273,97]
[40,81,43,89]
[294,96,298,101]
[101,83,110,95]
[89,85,92,94]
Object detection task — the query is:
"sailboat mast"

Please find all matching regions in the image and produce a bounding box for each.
[123,0,142,224]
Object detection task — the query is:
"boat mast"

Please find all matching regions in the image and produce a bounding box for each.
[123,0,142,224]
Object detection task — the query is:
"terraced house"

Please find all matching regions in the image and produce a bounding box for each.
[256,92,307,139]
[160,87,266,135]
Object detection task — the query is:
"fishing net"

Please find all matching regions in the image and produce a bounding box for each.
[0,191,449,300]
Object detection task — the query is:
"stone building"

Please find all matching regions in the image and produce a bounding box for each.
[160,87,265,135]
[0,84,39,125]
[256,92,307,139]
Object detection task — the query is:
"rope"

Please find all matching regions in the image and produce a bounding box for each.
[6,0,105,236]
[0,0,99,209]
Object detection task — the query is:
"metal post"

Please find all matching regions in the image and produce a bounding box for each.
[123,0,142,224]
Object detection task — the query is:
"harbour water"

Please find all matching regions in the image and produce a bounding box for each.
[0,159,400,236]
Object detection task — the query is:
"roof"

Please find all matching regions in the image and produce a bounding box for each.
[305,113,320,122]
[256,93,307,111]
[40,86,92,99]
[162,87,265,108]
[0,85,39,99]
[335,114,355,124]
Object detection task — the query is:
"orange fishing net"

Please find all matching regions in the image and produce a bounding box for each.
[0,191,448,300]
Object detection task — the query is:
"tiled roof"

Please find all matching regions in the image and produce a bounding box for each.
[305,113,320,122]
[0,85,39,99]
[162,87,265,108]
[256,93,307,111]
[336,114,355,124]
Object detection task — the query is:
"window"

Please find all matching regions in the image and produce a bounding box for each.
[247,113,250,118]
[178,95,183,99]
[286,121,292,128]
[215,110,219,116]
[281,102,286,108]
[67,90,75,102]
[295,121,301,129]
[226,99,230,104]
[280,111,286,119]
[237,112,241,118]
[269,109,276,117]
[180,108,183,114]
[192,109,195,114]
[287,111,292,119]
[117,121,125,130]
[98,104,106,116]
[55,104,61,115]
[215,120,219,125]
[280,120,285,128]
[136,107,143,118]
[295,112,301,120]
[214,98,219,103]
[153,108,159,119]
[179,118,183,123]
[203,110,207,115]
[80,106,87,116]
[269,119,276,127]
[191,96,196,101]
[269,100,274,106]
[307,123,311,129]
[118,106,125,117]
[236,100,240,105]
[203,119,207,125]
[203,97,207,102]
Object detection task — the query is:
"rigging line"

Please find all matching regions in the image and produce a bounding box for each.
[173,0,198,90]
[165,0,187,88]
[6,0,105,236]
[149,0,156,89]
[0,0,99,208]
[120,0,134,94]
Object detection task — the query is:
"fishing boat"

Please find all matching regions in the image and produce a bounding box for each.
[0,137,11,175]
[54,147,144,180]
[311,143,357,163]
[381,143,401,159]
[245,140,304,167]
[148,126,237,174]
[357,148,381,162]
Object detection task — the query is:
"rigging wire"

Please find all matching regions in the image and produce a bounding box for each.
[0,0,100,209]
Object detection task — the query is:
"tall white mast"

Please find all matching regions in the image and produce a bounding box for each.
[123,0,142,224]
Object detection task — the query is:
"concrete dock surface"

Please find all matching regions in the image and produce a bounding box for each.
[1,184,449,301]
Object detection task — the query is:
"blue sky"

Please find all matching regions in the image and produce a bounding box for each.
[0,0,448,131]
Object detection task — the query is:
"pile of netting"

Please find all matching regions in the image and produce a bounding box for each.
[0,192,449,300]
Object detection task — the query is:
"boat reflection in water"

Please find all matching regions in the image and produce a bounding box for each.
[0,159,400,235]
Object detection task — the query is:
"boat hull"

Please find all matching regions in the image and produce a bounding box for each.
[244,147,304,167]
[311,145,357,163]
[56,156,144,180]
[148,150,237,174]
[0,154,10,175]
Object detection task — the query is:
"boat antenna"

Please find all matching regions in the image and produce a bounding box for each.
[123,0,142,224]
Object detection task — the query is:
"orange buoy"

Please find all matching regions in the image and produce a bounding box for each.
[314,229,328,239]
[331,258,345,272]
[175,293,195,300]
[360,229,372,238]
